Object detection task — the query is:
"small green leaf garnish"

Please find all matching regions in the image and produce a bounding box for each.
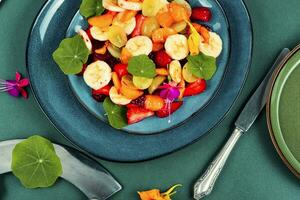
[80,0,105,19]
[128,55,156,78]
[11,135,63,189]
[187,53,217,80]
[52,35,90,75]
[103,97,128,129]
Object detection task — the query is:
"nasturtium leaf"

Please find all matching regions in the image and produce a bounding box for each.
[80,0,105,19]
[11,135,63,189]
[103,97,128,129]
[187,53,217,80]
[128,55,156,78]
[52,35,90,75]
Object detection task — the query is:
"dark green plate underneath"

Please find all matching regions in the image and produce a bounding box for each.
[268,45,300,178]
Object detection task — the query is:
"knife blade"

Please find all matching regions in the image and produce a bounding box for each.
[235,48,290,131]
[194,48,290,200]
[0,140,122,200]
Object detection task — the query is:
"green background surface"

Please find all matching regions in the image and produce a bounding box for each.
[0,0,300,199]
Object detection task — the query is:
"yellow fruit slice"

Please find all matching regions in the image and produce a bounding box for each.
[107,43,121,59]
[148,76,166,94]
[107,25,128,48]
[120,85,144,100]
[182,63,197,83]
[169,60,182,83]
[121,75,139,90]
[171,21,187,33]
[133,76,153,89]
[142,0,168,17]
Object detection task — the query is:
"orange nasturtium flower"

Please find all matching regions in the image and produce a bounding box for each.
[138,184,182,200]
[185,20,201,56]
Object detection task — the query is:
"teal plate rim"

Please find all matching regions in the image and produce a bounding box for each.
[26,0,253,162]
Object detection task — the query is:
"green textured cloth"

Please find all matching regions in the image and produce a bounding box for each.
[0,0,300,199]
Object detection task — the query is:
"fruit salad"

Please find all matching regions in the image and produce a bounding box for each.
[53,0,223,129]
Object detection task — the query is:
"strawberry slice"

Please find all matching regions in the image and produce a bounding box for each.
[191,7,212,22]
[131,14,145,37]
[154,50,172,68]
[183,79,206,97]
[156,101,183,118]
[127,106,154,124]
[92,84,112,96]
[126,103,139,109]
[92,85,112,102]
[114,63,128,78]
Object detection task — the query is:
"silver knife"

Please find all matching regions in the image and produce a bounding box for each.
[0,140,122,200]
[193,48,290,199]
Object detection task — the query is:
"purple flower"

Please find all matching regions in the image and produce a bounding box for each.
[0,72,30,99]
[159,82,181,102]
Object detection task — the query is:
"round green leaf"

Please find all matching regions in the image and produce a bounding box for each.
[52,35,90,75]
[11,135,63,189]
[128,55,156,78]
[187,53,217,80]
[103,97,128,129]
[80,0,105,19]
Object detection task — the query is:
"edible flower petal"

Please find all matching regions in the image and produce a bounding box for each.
[0,72,30,99]
[159,82,181,102]
[186,20,201,55]
[138,184,182,200]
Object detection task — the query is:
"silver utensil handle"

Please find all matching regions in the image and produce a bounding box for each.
[194,127,244,199]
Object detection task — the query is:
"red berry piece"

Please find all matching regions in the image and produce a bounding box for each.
[155,50,172,68]
[131,95,146,107]
[93,52,111,61]
[131,14,146,37]
[156,101,183,118]
[92,85,112,102]
[86,26,93,40]
[127,106,154,124]
[191,7,212,22]
[92,40,106,51]
[77,64,87,76]
[183,79,206,97]
[92,93,106,102]
[92,85,112,96]
[114,63,129,78]
[126,104,139,109]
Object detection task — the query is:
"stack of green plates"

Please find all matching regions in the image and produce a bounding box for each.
[267,44,300,178]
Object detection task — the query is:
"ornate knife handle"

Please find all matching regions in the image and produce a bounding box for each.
[194,127,244,199]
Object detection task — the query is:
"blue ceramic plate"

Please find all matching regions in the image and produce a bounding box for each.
[27,0,252,162]
[67,1,230,134]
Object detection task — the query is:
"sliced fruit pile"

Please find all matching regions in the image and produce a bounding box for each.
[53,0,223,129]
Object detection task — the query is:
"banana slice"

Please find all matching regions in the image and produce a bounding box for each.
[165,34,189,60]
[83,61,112,90]
[182,63,197,83]
[112,14,136,35]
[109,86,132,105]
[118,0,142,11]
[199,31,223,58]
[169,60,182,83]
[103,0,125,12]
[125,36,153,56]
[90,26,108,41]
[77,29,92,52]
